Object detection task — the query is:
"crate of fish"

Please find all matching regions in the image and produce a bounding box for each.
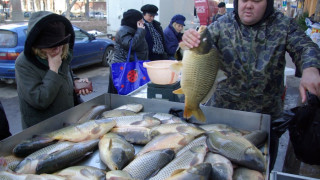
[0,93,270,179]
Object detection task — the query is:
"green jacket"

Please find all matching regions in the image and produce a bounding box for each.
[15,11,76,128]
[208,11,320,120]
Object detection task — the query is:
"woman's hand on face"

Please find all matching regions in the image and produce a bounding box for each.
[46,46,64,73]
[137,20,145,29]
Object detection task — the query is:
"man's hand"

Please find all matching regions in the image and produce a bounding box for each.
[182,28,201,48]
[299,67,320,103]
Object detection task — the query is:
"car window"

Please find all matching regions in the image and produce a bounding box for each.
[74,30,89,42]
[0,30,17,47]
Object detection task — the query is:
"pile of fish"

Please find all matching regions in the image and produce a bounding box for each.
[0,103,268,180]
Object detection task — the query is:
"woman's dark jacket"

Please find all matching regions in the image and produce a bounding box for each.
[163,24,183,57]
[111,25,148,64]
[144,20,167,60]
[15,11,75,128]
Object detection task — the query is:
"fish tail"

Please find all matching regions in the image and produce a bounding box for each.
[173,88,184,94]
[184,107,206,122]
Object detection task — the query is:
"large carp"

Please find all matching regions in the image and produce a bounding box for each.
[171,25,222,122]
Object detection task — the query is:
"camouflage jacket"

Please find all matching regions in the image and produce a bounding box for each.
[207,10,320,120]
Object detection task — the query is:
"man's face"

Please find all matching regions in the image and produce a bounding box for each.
[238,0,267,25]
[219,7,226,14]
[144,13,155,23]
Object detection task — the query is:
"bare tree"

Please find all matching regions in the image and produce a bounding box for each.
[85,0,89,19]
[65,0,77,19]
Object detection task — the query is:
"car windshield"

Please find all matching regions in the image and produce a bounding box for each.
[0,30,17,48]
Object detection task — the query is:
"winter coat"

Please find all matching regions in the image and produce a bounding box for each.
[111,25,148,64]
[208,11,320,120]
[144,20,167,60]
[15,11,76,128]
[163,24,183,57]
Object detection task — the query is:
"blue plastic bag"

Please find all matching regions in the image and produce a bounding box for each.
[111,41,150,95]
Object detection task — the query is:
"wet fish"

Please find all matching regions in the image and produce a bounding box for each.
[233,167,265,180]
[0,155,22,171]
[204,152,233,180]
[115,104,143,112]
[106,170,134,180]
[176,135,207,157]
[55,165,106,180]
[206,130,266,172]
[138,112,187,124]
[111,127,152,145]
[123,149,175,180]
[13,136,57,157]
[46,119,116,142]
[77,105,108,123]
[136,132,195,156]
[150,123,205,138]
[166,162,212,180]
[171,26,222,122]
[35,139,99,174]
[243,130,268,148]
[101,109,137,118]
[107,115,161,128]
[149,145,207,180]
[0,170,66,180]
[199,124,248,136]
[99,133,135,170]
[14,141,74,174]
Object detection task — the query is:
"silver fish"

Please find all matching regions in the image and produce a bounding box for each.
[0,171,66,179]
[77,105,107,123]
[99,133,135,170]
[55,165,106,180]
[138,112,186,124]
[35,139,99,174]
[206,130,266,172]
[115,104,143,113]
[106,170,134,180]
[136,132,194,157]
[199,124,247,136]
[176,135,207,157]
[149,145,207,180]
[101,109,137,118]
[165,162,212,180]
[123,149,175,180]
[233,167,265,180]
[0,155,22,171]
[106,115,161,128]
[243,130,268,148]
[150,123,205,138]
[204,152,233,180]
[111,126,152,145]
[14,141,74,174]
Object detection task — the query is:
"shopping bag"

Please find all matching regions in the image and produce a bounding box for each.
[111,40,150,95]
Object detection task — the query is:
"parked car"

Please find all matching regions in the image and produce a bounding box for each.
[89,11,106,19]
[62,12,76,18]
[24,12,32,18]
[0,23,114,84]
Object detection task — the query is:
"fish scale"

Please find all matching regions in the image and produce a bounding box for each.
[175,135,207,157]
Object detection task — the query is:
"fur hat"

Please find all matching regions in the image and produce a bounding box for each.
[33,21,70,48]
[171,14,186,26]
[218,2,226,8]
[121,9,143,29]
[141,4,158,15]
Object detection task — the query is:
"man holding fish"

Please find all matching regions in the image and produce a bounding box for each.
[181,0,320,171]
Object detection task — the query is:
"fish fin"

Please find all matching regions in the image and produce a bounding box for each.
[171,169,186,176]
[173,88,184,94]
[192,108,206,122]
[170,62,183,73]
[200,69,226,104]
[179,42,190,50]
[108,139,112,150]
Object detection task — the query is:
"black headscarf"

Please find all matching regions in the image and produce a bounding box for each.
[121,9,143,29]
[234,0,274,26]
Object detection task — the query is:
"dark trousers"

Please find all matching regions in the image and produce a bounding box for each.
[108,72,118,94]
[0,101,11,140]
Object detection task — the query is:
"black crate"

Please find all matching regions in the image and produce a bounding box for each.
[147,82,182,102]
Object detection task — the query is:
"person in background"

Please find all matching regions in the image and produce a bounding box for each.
[108,9,149,94]
[15,11,91,129]
[141,4,168,60]
[212,2,226,23]
[0,101,11,140]
[163,14,186,60]
[182,0,320,171]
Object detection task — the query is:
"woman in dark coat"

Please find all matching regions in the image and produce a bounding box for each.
[108,9,149,94]
[15,11,91,129]
[163,14,186,59]
[141,4,168,60]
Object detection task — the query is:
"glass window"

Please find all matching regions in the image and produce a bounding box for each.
[74,30,89,42]
[0,30,17,48]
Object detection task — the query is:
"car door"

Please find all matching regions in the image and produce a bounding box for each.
[72,27,103,69]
